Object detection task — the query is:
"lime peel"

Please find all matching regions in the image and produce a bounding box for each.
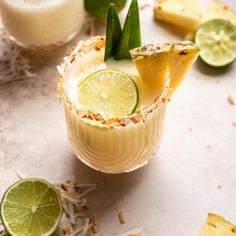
[0,178,62,236]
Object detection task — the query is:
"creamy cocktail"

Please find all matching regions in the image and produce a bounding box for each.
[57,0,199,173]
[0,0,84,50]
[58,37,168,173]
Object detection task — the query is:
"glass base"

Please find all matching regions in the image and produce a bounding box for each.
[9,30,79,55]
[64,103,166,174]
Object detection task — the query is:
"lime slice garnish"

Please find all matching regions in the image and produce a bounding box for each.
[195,19,236,67]
[78,69,139,118]
[0,178,62,236]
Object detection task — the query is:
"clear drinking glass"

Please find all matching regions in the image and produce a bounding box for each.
[0,0,84,51]
[57,37,169,174]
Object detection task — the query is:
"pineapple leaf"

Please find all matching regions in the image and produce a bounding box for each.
[115,0,141,60]
[105,4,122,60]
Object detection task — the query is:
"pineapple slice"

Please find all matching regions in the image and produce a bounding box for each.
[201,0,236,26]
[130,41,199,96]
[201,213,236,236]
[154,0,201,31]
[168,42,200,92]
[130,43,172,96]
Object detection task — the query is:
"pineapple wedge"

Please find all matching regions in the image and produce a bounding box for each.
[154,0,201,31]
[130,43,172,96]
[201,0,236,26]
[130,41,199,96]
[201,213,236,236]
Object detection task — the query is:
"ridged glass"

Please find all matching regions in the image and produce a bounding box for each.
[64,102,166,173]
[58,37,168,173]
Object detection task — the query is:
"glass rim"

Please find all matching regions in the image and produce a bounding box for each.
[57,36,170,127]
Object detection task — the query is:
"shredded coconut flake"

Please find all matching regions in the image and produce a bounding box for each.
[116,228,143,236]
[56,177,97,236]
[227,95,235,106]
[0,29,35,85]
[118,210,126,224]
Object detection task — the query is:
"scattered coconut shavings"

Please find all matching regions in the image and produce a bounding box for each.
[55,177,97,236]
[0,28,35,85]
[118,210,126,224]
[139,3,150,10]
[16,171,26,179]
[217,184,222,189]
[227,95,235,106]
[116,228,143,236]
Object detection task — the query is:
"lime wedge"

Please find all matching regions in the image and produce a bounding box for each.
[0,178,62,236]
[78,69,139,118]
[195,19,236,67]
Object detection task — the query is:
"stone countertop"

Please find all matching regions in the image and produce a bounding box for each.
[0,0,236,235]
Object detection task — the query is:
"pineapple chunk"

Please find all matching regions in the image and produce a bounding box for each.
[168,42,199,93]
[130,41,199,96]
[154,0,201,31]
[131,43,172,96]
[201,0,236,26]
[201,213,236,236]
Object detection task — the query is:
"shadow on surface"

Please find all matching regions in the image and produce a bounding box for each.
[71,152,151,201]
[195,59,234,77]
[70,152,162,223]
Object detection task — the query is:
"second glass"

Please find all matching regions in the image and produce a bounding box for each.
[0,0,84,51]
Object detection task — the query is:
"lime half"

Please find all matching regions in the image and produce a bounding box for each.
[195,19,236,67]
[78,69,139,118]
[0,178,62,236]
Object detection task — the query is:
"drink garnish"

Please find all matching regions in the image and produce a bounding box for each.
[105,4,122,60]
[105,0,141,60]
[77,69,139,118]
[130,41,200,95]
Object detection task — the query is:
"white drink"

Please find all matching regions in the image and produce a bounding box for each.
[0,0,84,50]
[58,37,167,173]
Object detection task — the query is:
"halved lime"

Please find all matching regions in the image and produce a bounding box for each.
[195,19,236,67]
[0,178,62,236]
[78,69,139,118]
